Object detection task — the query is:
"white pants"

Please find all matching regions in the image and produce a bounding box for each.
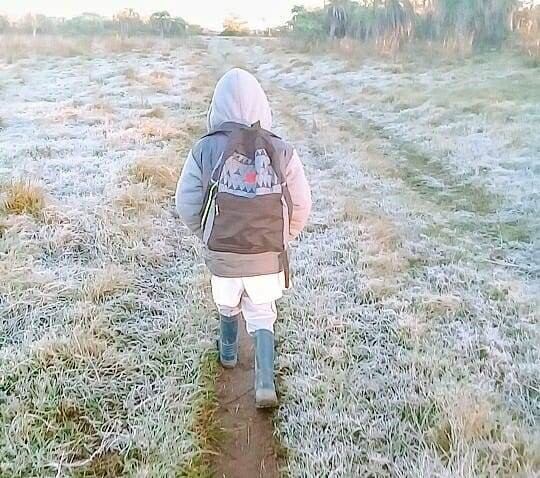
[211,275,282,334]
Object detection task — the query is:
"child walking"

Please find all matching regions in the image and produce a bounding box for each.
[175,68,311,408]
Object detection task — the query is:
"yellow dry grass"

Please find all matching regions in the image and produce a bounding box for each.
[124,67,139,81]
[129,157,178,191]
[82,265,133,303]
[141,106,166,119]
[113,183,159,214]
[343,199,400,252]
[1,180,48,216]
[136,118,183,141]
[0,34,92,62]
[88,100,115,115]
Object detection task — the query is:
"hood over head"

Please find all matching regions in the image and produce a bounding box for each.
[207,68,272,132]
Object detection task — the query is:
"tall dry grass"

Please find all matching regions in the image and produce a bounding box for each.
[0,34,183,63]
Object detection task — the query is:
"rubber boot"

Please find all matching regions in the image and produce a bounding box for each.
[218,314,239,368]
[254,329,278,408]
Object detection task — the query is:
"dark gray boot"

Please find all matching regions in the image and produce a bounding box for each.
[219,314,239,368]
[254,329,278,408]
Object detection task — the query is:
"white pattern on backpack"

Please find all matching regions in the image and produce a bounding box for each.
[218,149,281,198]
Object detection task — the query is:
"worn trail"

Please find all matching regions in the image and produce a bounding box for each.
[212,321,279,478]
[186,40,282,478]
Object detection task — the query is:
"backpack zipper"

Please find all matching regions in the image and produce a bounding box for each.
[201,182,218,228]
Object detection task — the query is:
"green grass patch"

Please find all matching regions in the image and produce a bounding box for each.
[346,118,501,216]
[180,349,221,477]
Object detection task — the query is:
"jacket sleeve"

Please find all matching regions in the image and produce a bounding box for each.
[285,149,312,240]
[175,149,204,239]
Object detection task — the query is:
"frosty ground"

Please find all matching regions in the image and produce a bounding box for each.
[0,36,538,477]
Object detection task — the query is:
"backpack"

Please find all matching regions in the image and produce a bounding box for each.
[200,121,291,285]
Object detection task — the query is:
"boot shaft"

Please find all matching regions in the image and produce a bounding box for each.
[254,329,278,407]
[219,313,240,367]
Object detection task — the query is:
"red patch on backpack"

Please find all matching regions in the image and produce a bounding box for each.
[244,171,257,185]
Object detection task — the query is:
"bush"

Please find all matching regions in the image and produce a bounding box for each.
[288,5,327,43]
[61,13,108,35]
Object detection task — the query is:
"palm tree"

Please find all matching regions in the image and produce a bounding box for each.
[433,0,515,50]
[171,17,188,36]
[150,11,172,38]
[327,0,349,39]
[378,0,416,48]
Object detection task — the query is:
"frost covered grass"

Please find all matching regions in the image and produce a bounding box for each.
[1,35,538,477]
[0,41,218,476]
[201,38,539,477]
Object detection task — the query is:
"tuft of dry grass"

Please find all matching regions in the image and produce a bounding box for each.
[141,106,166,119]
[99,36,157,54]
[136,118,182,142]
[1,180,48,216]
[88,100,114,115]
[421,293,463,318]
[82,265,133,303]
[342,199,399,252]
[147,70,173,93]
[113,183,159,213]
[124,67,138,81]
[129,157,178,191]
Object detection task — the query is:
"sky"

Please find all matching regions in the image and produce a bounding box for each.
[0,0,325,31]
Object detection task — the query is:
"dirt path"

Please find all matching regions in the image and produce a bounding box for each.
[184,40,281,478]
[212,321,280,478]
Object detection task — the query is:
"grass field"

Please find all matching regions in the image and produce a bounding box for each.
[0,35,538,477]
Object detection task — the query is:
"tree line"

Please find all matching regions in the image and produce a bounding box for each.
[1,2,538,55]
[287,0,540,53]
[0,10,202,38]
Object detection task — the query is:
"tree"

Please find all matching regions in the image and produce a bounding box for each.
[222,16,250,36]
[327,1,349,39]
[150,11,173,38]
[0,15,10,33]
[433,0,516,50]
[62,12,106,35]
[113,8,141,38]
[289,5,327,41]
[20,13,51,36]
[171,17,188,36]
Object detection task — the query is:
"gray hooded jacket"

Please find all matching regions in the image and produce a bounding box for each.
[175,68,311,278]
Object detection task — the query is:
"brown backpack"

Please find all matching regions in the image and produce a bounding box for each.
[200,121,292,284]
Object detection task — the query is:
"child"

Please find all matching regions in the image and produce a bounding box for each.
[175,68,311,408]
